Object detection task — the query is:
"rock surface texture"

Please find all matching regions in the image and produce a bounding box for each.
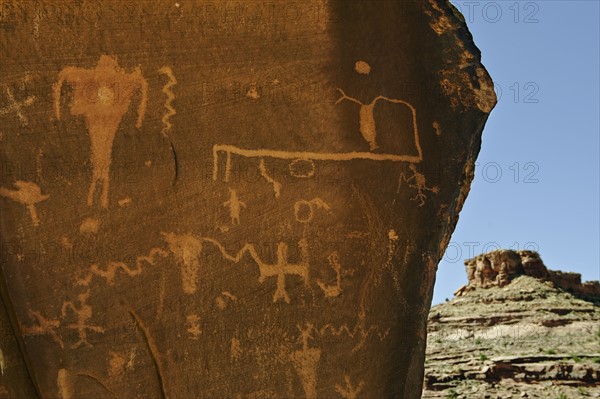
[424,251,600,399]
[0,1,494,397]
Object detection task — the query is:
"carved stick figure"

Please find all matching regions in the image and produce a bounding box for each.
[398,164,439,206]
[53,55,148,208]
[61,291,105,348]
[223,187,246,225]
[257,240,309,304]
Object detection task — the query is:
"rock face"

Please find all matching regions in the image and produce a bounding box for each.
[0,1,495,397]
[459,250,600,298]
[425,251,600,399]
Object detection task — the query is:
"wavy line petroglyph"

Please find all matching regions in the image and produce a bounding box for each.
[315,322,390,353]
[259,159,282,198]
[53,55,148,208]
[77,248,168,287]
[291,324,321,399]
[335,375,365,399]
[0,87,35,126]
[158,66,176,137]
[158,66,179,184]
[162,233,309,303]
[0,181,48,226]
[223,188,246,225]
[317,252,342,298]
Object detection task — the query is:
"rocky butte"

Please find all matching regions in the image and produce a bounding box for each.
[0,1,495,397]
[424,250,600,399]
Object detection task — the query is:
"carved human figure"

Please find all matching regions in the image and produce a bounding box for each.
[398,164,439,206]
[335,62,417,151]
[223,188,246,225]
[61,291,104,348]
[53,55,148,208]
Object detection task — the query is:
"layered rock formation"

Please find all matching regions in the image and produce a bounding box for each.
[424,251,600,399]
[457,250,600,298]
[0,1,494,398]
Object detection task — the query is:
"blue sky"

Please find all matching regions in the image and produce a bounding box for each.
[433,1,600,304]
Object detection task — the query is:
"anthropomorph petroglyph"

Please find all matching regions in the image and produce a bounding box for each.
[223,188,246,225]
[61,291,105,348]
[397,164,439,206]
[258,239,310,303]
[335,61,419,152]
[0,86,35,126]
[162,233,203,295]
[335,375,365,399]
[0,181,48,226]
[291,324,321,399]
[53,55,148,208]
[162,233,310,303]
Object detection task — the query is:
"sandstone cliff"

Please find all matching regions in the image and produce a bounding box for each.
[424,250,600,398]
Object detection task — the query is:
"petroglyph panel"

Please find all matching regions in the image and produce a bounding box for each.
[0,1,494,398]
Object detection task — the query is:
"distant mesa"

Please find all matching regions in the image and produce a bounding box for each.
[425,249,600,398]
[455,249,600,299]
